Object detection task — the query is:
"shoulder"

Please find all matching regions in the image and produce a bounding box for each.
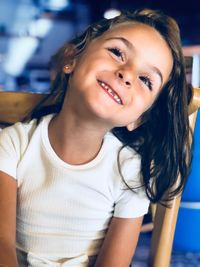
[0,119,36,150]
[1,119,36,139]
[0,115,53,179]
[104,132,141,176]
[0,114,53,155]
[104,132,139,158]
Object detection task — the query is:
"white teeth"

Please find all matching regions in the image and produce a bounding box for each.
[99,81,122,105]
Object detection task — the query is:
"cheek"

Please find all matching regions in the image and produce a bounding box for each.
[123,97,155,123]
[132,92,155,111]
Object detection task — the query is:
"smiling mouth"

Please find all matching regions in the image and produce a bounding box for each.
[97,80,123,105]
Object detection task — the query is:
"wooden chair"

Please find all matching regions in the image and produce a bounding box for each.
[0,89,200,267]
[149,87,200,267]
[0,91,47,126]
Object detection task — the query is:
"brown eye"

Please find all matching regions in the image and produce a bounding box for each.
[139,76,153,90]
[108,47,124,61]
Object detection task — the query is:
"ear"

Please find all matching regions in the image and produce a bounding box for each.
[126,122,136,131]
[126,118,142,131]
[63,60,76,74]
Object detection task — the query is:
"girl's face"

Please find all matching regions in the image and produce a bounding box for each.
[65,22,173,130]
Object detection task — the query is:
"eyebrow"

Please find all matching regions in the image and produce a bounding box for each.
[105,36,163,85]
[106,37,134,51]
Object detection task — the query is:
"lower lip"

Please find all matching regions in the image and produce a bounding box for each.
[98,83,122,105]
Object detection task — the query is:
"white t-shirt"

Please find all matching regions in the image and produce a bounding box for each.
[0,114,149,266]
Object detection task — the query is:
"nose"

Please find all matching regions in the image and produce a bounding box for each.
[116,69,132,88]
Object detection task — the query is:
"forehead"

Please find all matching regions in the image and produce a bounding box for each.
[100,21,164,43]
[92,21,170,55]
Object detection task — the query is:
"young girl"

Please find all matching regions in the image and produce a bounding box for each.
[0,8,192,267]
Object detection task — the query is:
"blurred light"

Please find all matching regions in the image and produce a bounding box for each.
[29,18,52,38]
[3,37,38,76]
[40,0,69,11]
[192,54,200,87]
[104,8,121,19]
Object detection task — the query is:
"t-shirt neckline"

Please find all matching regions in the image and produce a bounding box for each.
[41,114,110,170]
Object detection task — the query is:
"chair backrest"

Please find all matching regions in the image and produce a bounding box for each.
[0,89,200,267]
[149,87,200,267]
[0,91,47,126]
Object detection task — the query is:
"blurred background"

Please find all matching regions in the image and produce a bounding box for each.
[1,0,200,92]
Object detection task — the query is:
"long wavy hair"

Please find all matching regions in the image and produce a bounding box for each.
[27,8,192,205]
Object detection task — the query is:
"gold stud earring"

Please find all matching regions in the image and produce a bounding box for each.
[64,65,70,70]
[63,65,71,74]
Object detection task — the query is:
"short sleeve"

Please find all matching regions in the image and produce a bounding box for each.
[0,125,22,179]
[113,148,150,218]
[114,189,150,218]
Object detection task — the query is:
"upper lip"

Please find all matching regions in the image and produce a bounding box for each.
[97,79,125,105]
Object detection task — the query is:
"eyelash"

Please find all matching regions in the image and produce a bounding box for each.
[107,47,125,61]
[139,76,153,90]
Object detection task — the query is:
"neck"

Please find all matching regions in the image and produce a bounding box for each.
[48,108,109,165]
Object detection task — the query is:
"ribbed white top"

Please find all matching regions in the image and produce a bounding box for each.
[0,115,149,266]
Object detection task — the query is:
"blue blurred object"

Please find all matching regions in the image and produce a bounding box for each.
[182,109,200,201]
[173,203,200,252]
